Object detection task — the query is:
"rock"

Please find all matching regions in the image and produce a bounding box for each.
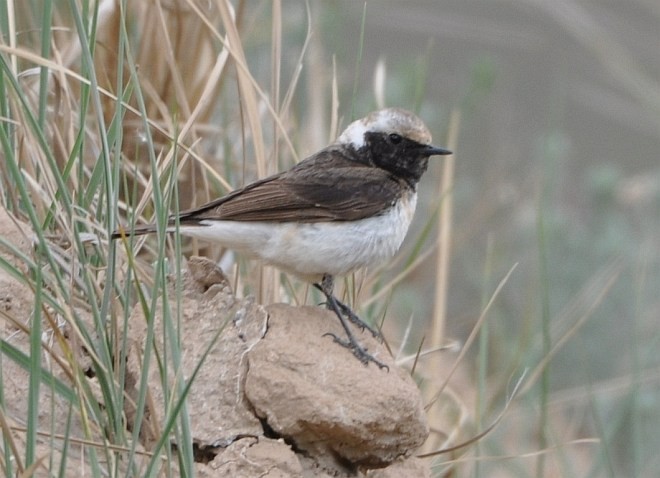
[186,255,231,292]
[245,303,430,472]
[124,257,267,447]
[200,436,304,478]
[366,457,431,478]
[124,257,431,476]
[0,214,435,476]
[0,208,116,475]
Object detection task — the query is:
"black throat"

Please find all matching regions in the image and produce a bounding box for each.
[350,132,431,188]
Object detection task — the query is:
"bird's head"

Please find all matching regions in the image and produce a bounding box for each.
[337,108,452,185]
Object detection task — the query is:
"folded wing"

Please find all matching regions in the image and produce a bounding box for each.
[177,152,402,223]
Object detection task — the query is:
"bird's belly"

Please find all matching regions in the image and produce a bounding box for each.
[182,193,417,281]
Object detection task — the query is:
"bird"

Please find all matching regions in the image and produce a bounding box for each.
[112,107,452,369]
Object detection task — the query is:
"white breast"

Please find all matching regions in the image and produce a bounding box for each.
[176,193,417,282]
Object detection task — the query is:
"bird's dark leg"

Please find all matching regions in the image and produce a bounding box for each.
[314,275,382,339]
[314,274,388,370]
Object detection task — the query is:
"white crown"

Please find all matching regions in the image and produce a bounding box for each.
[337,108,434,149]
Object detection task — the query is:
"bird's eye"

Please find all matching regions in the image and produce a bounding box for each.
[389,133,402,144]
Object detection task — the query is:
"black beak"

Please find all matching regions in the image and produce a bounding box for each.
[424,144,453,156]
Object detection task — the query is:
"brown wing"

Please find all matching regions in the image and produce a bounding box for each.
[176,150,404,223]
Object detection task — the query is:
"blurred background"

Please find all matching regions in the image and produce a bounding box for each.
[302,1,660,476]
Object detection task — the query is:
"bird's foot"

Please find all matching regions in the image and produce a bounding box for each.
[315,274,388,369]
[314,280,382,341]
[323,332,389,370]
[333,300,382,341]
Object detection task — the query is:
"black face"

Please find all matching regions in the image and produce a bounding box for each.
[359,131,436,186]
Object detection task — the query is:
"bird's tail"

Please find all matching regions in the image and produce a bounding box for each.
[110,224,161,240]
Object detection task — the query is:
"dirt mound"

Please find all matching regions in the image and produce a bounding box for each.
[0,207,430,477]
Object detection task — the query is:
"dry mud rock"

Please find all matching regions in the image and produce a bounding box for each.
[0,208,114,475]
[0,203,431,477]
[247,304,429,469]
[127,257,430,476]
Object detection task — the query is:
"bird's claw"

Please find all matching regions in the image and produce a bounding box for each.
[343,311,382,341]
[322,332,389,370]
[330,299,383,341]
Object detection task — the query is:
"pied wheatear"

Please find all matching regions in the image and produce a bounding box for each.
[112,108,452,369]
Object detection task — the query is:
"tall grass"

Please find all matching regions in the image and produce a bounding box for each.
[0,1,296,474]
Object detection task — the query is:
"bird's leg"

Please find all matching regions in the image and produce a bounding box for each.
[315,275,382,339]
[334,297,382,340]
[314,274,388,370]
